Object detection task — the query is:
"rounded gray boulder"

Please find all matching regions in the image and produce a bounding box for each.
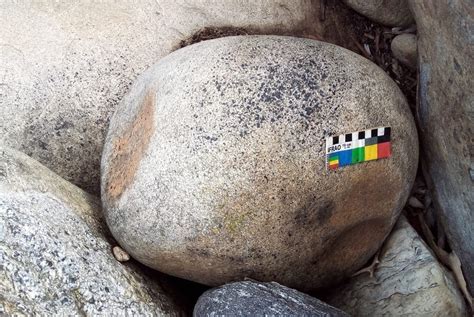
[101,36,418,291]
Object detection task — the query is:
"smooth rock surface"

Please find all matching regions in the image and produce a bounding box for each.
[101,36,418,290]
[409,0,474,292]
[343,0,414,26]
[0,146,182,315]
[194,280,349,316]
[327,216,467,316]
[391,33,417,69]
[0,0,358,194]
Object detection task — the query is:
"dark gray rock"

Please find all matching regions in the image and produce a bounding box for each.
[409,0,474,292]
[193,280,349,317]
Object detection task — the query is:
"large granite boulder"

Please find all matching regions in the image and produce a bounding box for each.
[101,36,418,290]
[327,216,467,316]
[0,146,182,315]
[343,0,414,27]
[194,281,349,316]
[409,0,474,292]
[0,0,357,194]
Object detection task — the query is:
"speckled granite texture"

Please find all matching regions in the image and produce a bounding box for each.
[194,280,349,316]
[0,146,182,316]
[101,36,418,290]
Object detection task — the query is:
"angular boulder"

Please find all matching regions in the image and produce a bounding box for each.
[343,0,414,27]
[409,0,474,292]
[0,0,357,194]
[101,36,418,291]
[194,280,349,316]
[0,147,182,315]
[327,216,467,316]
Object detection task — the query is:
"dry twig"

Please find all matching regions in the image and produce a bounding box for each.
[352,250,381,278]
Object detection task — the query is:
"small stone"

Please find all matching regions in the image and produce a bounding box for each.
[0,146,182,316]
[391,33,417,69]
[112,246,130,262]
[343,0,414,27]
[101,35,418,291]
[327,216,467,316]
[194,280,349,317]
[408,196,424,209]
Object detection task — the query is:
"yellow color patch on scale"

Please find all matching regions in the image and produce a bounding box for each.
[365,144,378,161]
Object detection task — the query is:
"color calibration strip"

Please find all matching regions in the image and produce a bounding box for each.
[326,127,391,170]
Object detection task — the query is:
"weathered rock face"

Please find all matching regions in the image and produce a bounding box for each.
[391,33,417,69]
[0,0,358,194]
[0,147,182,315]
[409,0,474,292]
[194,281,349,317]
[101,36,418,290]
[327,216,467,316]
[343,0,414,26]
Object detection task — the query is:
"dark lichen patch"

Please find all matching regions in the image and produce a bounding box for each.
[316,201,335,225]
[106,91,155,201]
[293,203,314,227]
[293,198,335,228]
